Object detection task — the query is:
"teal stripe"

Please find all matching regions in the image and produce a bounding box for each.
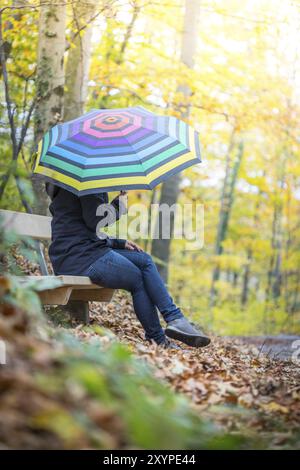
[42,142,187,177]
[142,143,185,170]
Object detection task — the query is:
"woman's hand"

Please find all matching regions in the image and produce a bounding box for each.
[125,240,143,252]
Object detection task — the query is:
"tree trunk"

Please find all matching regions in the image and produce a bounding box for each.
[265,168,285,320]
[209,140,244,307]
[32,0,66,214]
[151,0,200,282]
[272,176,285,301]
[241,249,252,306]
[152,172,181,281]
[116,1,140,64]
[64,0,96,121]
[99,1,141,108]
[144,186,160,252]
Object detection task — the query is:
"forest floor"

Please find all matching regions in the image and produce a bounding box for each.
[60,291,300,449]
[2,252,300,448]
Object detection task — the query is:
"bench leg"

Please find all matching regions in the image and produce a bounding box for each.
[64,300,90,324]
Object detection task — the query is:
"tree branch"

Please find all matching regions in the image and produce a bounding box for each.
[0,9,37,201]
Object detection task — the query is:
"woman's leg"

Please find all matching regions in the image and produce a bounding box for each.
[113,250,211,348]
[113,249,184,323]
[85,250,165,343]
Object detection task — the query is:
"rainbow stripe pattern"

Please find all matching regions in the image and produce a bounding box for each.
[33,106,201,195]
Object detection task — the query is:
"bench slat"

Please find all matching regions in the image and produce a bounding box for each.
[0,209,51,240]
[19,275,101,289]
[38,287,114,305]
[1,209,116,311]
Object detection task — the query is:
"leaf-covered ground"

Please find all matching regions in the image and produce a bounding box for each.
[69,292,300,449]
[2,247,300,449]
[0,280,223,450]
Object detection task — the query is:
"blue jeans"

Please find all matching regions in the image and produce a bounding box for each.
[85,249,183,343]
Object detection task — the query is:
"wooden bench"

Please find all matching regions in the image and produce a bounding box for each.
[0,209,115,323]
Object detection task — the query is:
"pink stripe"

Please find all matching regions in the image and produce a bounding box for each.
[83,115,142,138]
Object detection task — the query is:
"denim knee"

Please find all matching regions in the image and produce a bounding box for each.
[141,252,154,267]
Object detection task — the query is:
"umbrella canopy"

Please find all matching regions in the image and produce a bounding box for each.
[33,106,201,195]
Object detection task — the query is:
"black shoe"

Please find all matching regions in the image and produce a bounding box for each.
[165,318,211,348]
[157,337,182,350]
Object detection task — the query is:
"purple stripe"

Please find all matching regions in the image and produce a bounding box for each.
[124,127,152,144]
[70,127,154,147]
[72,133,130,147]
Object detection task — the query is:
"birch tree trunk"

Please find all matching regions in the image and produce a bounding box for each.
[64,0,97,121]
[151,0,200,282]
[33,0,66,214]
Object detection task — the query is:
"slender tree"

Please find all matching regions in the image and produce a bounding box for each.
[64,0,97,121]
[151,0,200,282]
[0,3,36,208]
[209,140,244,307]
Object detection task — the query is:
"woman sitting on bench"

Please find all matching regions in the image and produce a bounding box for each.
[46,183,210,349]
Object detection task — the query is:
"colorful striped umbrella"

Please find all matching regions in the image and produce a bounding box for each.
[33,106,201,195]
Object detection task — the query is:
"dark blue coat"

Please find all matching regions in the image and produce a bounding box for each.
[47,185,126,275]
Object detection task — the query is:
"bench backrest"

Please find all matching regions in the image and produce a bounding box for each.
[0,209,51,240]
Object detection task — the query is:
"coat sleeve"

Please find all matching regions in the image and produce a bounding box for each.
[80,193,127,249]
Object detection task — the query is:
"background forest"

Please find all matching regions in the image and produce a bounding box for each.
[1,0,300,337]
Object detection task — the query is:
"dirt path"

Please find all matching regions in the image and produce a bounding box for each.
[227,335,300,361]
